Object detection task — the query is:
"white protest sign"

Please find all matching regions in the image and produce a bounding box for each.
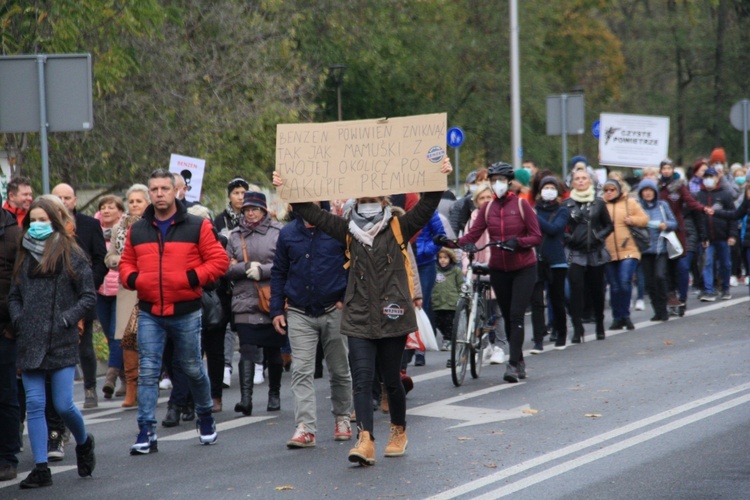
[599,113,670,168]
[275,113,447,202]
[169,154,205,203]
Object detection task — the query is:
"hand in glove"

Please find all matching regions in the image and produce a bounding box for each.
[433,234,458,248]
[245,261,261,280]
[502,237,518,251]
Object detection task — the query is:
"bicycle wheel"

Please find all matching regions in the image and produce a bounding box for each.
[451,298,470,387]
[470,297,486,379]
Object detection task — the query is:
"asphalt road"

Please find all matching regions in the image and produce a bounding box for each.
[4,287,750,499]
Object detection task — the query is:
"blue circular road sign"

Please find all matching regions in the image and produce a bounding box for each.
[447,127,465,148]
[592,120,601,139]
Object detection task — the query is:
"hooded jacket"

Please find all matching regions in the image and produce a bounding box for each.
[695,184,738,243]
[638,180,678,255]
[604,195,649,261]
[658,174,704,253]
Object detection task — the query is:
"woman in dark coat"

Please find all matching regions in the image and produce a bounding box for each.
[9,197,97,488]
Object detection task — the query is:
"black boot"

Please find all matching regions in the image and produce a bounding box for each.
[75,434,95,477]
[234,360,254,416]
[596,320,606,340]
[571,323,584,344]
[181,400,195,422]
[267,362,282,411]
[162,404,181,428]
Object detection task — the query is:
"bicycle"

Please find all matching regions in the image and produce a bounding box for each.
[448,240,512,387]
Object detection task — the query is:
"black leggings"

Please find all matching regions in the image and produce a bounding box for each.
[79,319,96,390]
[568,264,606,335]
[489,265,536,367]
[348,335,407,439]
[531,263,567,344]
[202,325,226,399]
[641,253,669,317]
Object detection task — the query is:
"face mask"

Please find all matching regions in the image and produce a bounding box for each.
[541,188,558,201]
[492,180,508,198]
[357,202,383,217]
[468,184,478,193]
[735,176,746,185]
[28,221,54,240]
[703,177,716,189]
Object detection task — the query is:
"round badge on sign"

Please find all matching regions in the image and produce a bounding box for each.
[426,146,445,163]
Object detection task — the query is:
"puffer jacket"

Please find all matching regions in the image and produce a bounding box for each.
[292,191,441,340]
[563,197,613,253]
[119,201,229,317]
[604,196,649,261]
[659,175,704,251]
[534,200,569,265]
[9,248,96,370]
[458,192,542,272]
[226,216,282,325]
[695,186,738,243]
[638,198,678,255]
[415,211,446,267]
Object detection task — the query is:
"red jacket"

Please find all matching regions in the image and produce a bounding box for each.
[458,192,542,272]
[119,202,229,317]
[2,202,27,227]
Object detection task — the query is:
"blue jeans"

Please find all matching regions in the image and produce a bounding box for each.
[0,337,20,466]
[635,263,645,301]
[677,251,694,302]
[137,310,212,429]
[605,258,639,321]
[96,294,122,369]
[703,241,731,294]
[22,366,87,464]
[417,263,437,319]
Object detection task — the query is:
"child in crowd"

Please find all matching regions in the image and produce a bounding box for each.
[431,248,463,363]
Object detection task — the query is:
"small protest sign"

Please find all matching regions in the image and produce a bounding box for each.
[169,154,205,203]
[275,113,447,202]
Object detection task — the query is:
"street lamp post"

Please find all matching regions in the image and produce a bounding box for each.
[329,64,347,121]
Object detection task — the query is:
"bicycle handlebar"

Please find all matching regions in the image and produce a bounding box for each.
[433,235,515,253]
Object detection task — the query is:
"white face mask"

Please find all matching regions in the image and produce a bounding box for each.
[541,188,558,201]
[468,184,478,193]
[703,177,716,189]
[492,180,508,198]
[357,202,383,217]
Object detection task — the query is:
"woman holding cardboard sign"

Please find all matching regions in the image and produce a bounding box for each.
[225,191,284,416]
[272,156,452,466]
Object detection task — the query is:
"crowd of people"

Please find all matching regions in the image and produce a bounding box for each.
[0,145,747,487]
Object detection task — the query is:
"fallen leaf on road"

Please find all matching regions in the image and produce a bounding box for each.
[457,437,474,441]
[584,413,602,418]
[275,485,295,491]
[664,341,673,345]
[484,463,497,468]
[522,409,538,414]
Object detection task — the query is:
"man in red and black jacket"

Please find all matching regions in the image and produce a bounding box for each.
[120,169,228,455]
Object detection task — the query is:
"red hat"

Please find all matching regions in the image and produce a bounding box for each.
[709,147,726,164]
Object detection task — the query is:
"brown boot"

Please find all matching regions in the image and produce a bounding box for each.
[121,350,139,409]
[348,430,375,466]
[384,424,407,457]
[115,371,127,397]
[380,383,389,414]
[102,367,118,399]
[212,398,222,413]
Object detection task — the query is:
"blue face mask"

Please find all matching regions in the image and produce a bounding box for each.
[735,176,746,185]
[28,221,54,240]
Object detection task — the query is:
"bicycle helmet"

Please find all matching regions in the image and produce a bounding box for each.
[487,162,514,180]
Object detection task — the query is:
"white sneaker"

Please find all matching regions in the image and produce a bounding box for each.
[158,377,172,390]
[482,345,494,363]
[634,299,645,311]
[489,346,505,365]
[730,276,738,287]
[222,366,232,388]
[254,364,265,385]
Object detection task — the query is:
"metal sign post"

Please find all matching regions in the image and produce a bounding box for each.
[546,93,585,180]
[730,99,750,165]
[36,56,50,194]
[447,127,465,193]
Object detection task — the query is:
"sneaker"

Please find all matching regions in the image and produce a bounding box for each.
[75,434,95,477]
[440,339,451,351]
[414,353,426,366]
[47,430,64,461]
[518,360,527,380]
[553,344,566,351]
[608,319,624,330]
[489,346,505,365]
[720,291,732,300]
[334,416,352,441]
[222,366,232,388]
[159,377,173,390]
[634,299,645,311]
[700,292,718,302]
[482,345,494,363]
[445,359,452,368]
[19,466,52,489]
[503,364,519,383]
[530,343,544,355]
[197,414,218,445]
[83,388,98,409]
[287,426,316,448]
[254,364,265,385]
[730,275,738,287]
[130,427,158,455]
[0,463,17,481]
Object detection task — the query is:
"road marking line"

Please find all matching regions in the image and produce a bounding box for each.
[474,393,750,499]
[0,465,78,489]
[428,381,750,499]
[78,396,169,411]
[160,416,276,441]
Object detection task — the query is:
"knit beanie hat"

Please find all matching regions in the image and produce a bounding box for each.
[539,176,560,192]
[709,148,726,165]
[603,179,622,197]
[514,168,531,187]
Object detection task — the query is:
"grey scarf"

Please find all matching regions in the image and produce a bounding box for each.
[348,206,392,247]
[22,232,51,262]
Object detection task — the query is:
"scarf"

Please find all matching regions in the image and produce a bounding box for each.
[570,185,595,203]
[22,232,50,263]
[225,202,242,229]
[102,227,113,241]
[438,262,456,272]
[240,213,268,233]
[348,205,392,247]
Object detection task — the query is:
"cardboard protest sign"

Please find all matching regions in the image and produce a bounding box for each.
[598,113,670,168]
[169,154,205,203]
[275,113,447,202]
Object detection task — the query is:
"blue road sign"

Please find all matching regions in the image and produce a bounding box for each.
[592,120,601,139]
[447,127,465,148]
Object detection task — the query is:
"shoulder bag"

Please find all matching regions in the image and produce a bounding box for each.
[659,203,683,259]
[625,198,651,252]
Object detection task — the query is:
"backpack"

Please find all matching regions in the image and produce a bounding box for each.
[345,217,415,299]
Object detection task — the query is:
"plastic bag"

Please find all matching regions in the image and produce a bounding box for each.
[415,308,439,352]
[660,231,683,260]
